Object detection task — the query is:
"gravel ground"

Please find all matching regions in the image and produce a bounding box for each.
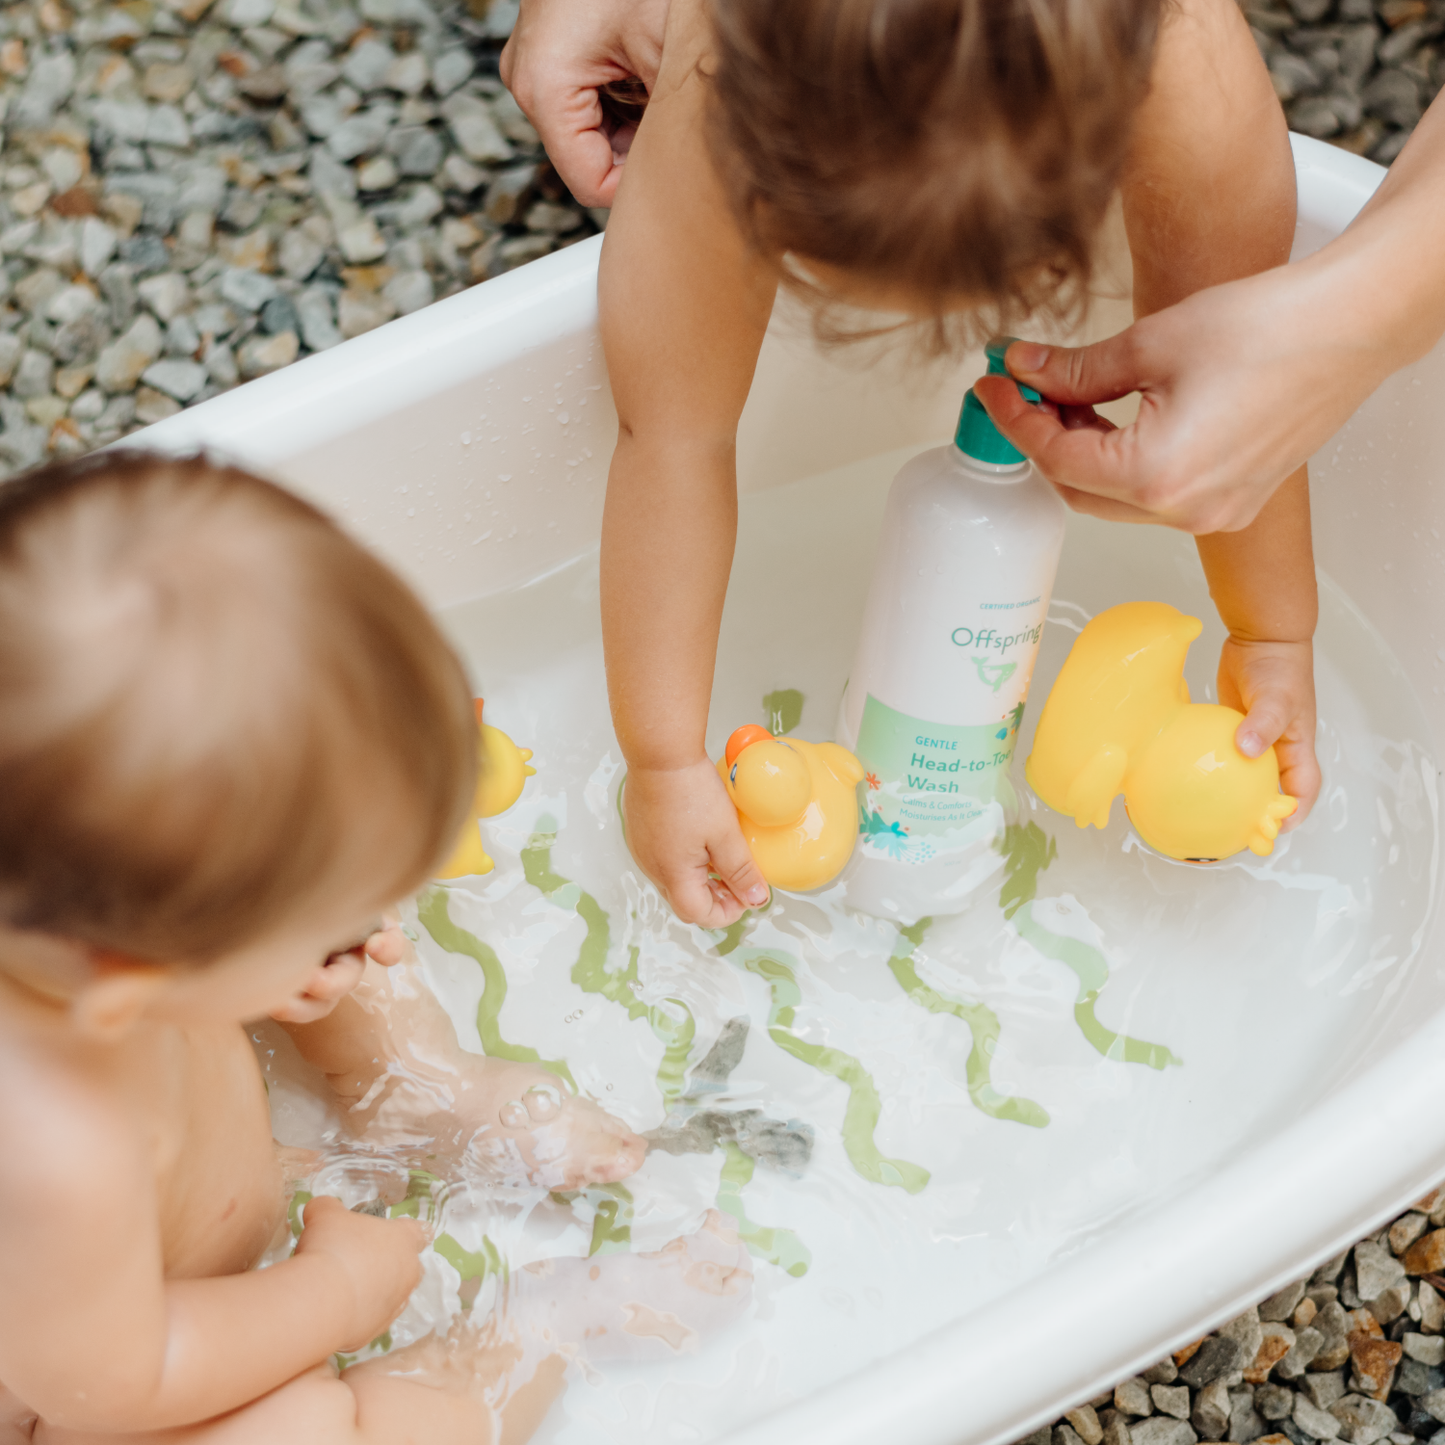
[0,0,599,475]
[1,4,1443,1439]
[1022,1195,1445,1445]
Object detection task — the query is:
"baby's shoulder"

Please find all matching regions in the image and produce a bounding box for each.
[0,1039,141,1218]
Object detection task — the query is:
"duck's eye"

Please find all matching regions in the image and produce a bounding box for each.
[729,764,738,784]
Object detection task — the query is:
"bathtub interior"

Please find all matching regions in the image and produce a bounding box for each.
[140,134,1445,1445]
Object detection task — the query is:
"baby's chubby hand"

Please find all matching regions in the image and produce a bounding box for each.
[270,917,411,1024]
[294,1196,426,1352]
[1218,635,1320,829]
[624,760,770,927]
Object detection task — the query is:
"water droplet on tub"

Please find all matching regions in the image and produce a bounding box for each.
[558,412,569,425]
[461,431,472,445]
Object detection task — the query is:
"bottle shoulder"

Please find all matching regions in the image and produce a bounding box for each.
[887,446,1065,526]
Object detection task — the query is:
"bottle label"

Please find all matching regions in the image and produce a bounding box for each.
[854,693,1021,859]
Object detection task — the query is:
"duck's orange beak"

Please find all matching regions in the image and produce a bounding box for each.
[725,724,772,766]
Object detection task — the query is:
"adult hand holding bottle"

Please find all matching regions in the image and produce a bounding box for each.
[976,94,1445,536]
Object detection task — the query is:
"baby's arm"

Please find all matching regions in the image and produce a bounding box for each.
[0,1099,421,1431]
[1119,0,1320,820]
[599,0,776,925]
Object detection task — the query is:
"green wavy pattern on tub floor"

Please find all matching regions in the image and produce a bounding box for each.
[521,825,697,1108]
[550,1183,637,1256]
[1012,911,1181,1070]
[434,1231,504,1283]
[716,1141,811,1277]
[889,921,1050,1129]
[996,823,1180,1071]
[734,947,930,1194]
[417,887,577,1091]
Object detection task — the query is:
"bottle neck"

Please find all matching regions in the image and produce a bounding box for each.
[951,444,1031,481]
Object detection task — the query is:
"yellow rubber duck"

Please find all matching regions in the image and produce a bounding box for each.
[437,700,536,879]
[717,725,865,892]
[1026,602,1297,860]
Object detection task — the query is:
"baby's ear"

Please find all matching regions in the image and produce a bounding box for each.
[71,951,168,1041]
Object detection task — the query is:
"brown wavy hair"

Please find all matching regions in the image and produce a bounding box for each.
[706,0,1161,343]
[0,452,477,963]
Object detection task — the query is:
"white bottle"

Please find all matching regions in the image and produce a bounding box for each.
[837,340,1067,923]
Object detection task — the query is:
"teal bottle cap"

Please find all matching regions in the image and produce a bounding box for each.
[954,336,1041,466]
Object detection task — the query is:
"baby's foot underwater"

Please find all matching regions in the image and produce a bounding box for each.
[355,1054,646,1191]
[459,1062,647,1190]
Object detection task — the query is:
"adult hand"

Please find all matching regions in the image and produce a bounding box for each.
[973,257,1403,536]
[500,0,670,207]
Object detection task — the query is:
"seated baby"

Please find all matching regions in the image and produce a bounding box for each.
[0,453,749,1445]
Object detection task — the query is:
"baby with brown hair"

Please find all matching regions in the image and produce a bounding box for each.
[590,0,1321,926]
[0,452,747,1445]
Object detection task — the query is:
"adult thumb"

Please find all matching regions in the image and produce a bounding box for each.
[1005,333,1146,408]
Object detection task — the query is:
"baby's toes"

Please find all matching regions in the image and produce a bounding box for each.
[550,1100,646,1189]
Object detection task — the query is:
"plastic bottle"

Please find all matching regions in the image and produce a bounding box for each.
[837,339,1067,922]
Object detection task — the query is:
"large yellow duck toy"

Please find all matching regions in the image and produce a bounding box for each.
[437,699,536,878]
[1027,602,1297,861]
[718,725,865,892]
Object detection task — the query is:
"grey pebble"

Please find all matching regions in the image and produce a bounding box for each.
[1117,1379,1154,1418]
[296,288,343,351]
[140,358,208,402]
[1145,1360,1181,1386]
[1065,1407,1105,1445]
[1182,1337,1245,1389]
[1230,1387,1266,1443]
[1262,1283,1310,1323]
[11,351,54,401]
[1296,1394,1344,1440]
[1193,1380,1231,1439]
[1153,1386,1192,1421]
[220,268,281,312]
[1304,1373,1349,1412]
[1130,1419,1197,1445]
[260,294,300,335]
[390,126,446,177]
[1330,1396,1398,1445]
[165,315,202,358]
[1356,1244,1407,1305]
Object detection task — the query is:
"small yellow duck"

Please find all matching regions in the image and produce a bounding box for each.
[437,700,536,879]
[1026,602,1297,860]
[718,725,865,892]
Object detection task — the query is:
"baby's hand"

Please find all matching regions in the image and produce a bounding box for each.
[294,1196,426,1351]
[1218,635,1320,828]
[270,917,411,1024]
[624,760,770,927]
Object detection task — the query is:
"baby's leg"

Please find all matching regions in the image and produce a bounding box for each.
[32,1343,564,1445]
[511,1210,753,1362]
[281,957,646,1190]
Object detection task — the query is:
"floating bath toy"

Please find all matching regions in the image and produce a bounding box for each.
[1026,602,1297,860]
[718,726,865,892]
[437,700,536,879]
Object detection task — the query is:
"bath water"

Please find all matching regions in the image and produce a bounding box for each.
[258,446,1437,1443]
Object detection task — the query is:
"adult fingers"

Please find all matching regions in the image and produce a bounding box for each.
[974,377,1144,504]
[1004,334,1147,408]
[529,92,623,208]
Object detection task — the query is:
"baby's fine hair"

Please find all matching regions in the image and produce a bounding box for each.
[707,0,1161,338]
[0,452,477,963]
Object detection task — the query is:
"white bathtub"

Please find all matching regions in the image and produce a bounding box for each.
[141,135,1445,1445]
